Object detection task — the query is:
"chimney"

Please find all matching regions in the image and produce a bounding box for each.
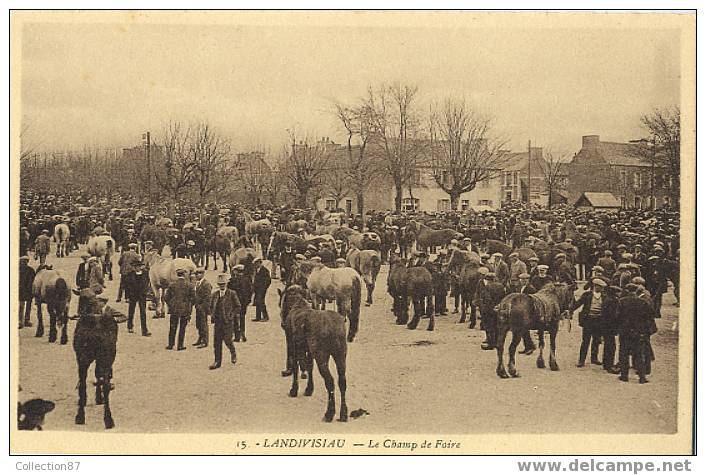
[582,135,600,150]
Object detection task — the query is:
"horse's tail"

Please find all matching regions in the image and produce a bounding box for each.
[54,277,70,315]
[348,275,362,342]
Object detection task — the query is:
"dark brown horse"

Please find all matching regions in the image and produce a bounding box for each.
[406,220,462,253]
[445,249,482,327]
[32,266,72,344]
[139,224,168,254]
[72,291,127,429]
[279,285,348,422]
[204,224,230,271]
[387,260,435,331]
[494,283,575,379]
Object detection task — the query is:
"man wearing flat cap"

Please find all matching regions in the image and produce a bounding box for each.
[572,277,608,367]
[19,256,35,329]
[164,269,196,351]
[530,265,553,291]
[209,273,239,369]
[597,249,617,278]
[252,258,271,322]
[491,253,510,290]
[34,230,52,266]
[117,243,141,302]
[508,253,527,290]
[617,283,658,383]
[476,271,505,344]
[192,267,211,347]
[124,258,151,336]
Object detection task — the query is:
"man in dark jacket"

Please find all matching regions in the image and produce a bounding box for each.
[193,268,211,347]
[600,286,623,373]
[252,258,271,322]
[74,254,91,316]
[117,243,140,302]
[516,273,538,355]
[123,259,151,336]
[617,283,658,383]
[572,278,608,367]
[164,269,196,350]
[229,264,252,342]
[280,243,297,285]
[19,256,35,329]
[477,272,506,350]
[209,273,240,369]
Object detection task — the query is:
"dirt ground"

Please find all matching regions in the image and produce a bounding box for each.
[16,246,680,434]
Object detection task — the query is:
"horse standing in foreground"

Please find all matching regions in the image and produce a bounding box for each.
[32,266,72,343]
[445,249,482,327]
[494,283,575,379]
[279,285,348,422]
[144,250,196,318]
[87,234,116,280]
[387,259,435,331]
[73,291,127,429]
[346,248,381,306]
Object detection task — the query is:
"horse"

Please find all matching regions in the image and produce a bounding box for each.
[445,249,482,326]
[279,285,348,422]
[205,225,231,271]
[297,261,362,342]
[73,290,127,429]
[143,250,196,318]
[229,247,258,278]
[348,231,381,251]
[386,259,435,331]
[32,266,72,343]
[87,234,116,280]
[406,220,462,254]
[243,210,273,249]
[494,283,575,379]
[346,248,381,306]
[53,222,71,258]
[484,239,512,257]
[284,219,308,234]
[139,224,168,254]
[216,225,239,247]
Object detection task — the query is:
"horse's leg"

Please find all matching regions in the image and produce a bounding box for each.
[35,298,44,338]
[48,307,57,343]
[304,351,315,396]
[334,352,348,422]
[426,292,435,331]
[458,291,467,323]
[407,297,421,330]
[75,360,88,425]
[400,295,409,325]
[315,354,336,422]
[469,294,478,329]
[507,331,522,377]
[366,283,373,306]
[289,349,299,397]
[102,365,115,429]
[536,328,546,369]
[549,323,560,371]
[95,364,104,405]
[60,308,69,345]
[496,325,510,378]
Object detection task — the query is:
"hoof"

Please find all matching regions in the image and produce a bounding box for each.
[510,370,520,378]
[323,413,334,423]
[304,387,313,397]
[75,414,85,425]
[104,419,115,430]
[427,326,434,331]
[496,369,509,379]
[365,302,371,307]
[289,388,298,398]
[550,361,560,371]
[338,414,348,422]
[536,358,546,369]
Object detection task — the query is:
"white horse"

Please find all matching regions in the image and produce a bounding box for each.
[53,223,71,258]
[87,234,116,280]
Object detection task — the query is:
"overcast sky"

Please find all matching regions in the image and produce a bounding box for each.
[21,20,681,155]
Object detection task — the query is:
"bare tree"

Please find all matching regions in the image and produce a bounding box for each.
[322,158,350,210]
[263,159,286,206]
[536,149,569,208]
[365,83,426,211]
[640,106,680,205]
[333,102,378,215]
[428,99,509,210]
[283,129,331,208]
[239,150,270,206]
[20,123,39,163]
[154,121,197,217]
[190,123,232,223]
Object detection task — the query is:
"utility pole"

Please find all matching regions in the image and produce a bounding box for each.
[527,140,531,204]
[651,134,656,210]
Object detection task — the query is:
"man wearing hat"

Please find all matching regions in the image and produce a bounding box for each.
[597,249,617,278]
[117,243,141,303]
[229,265,252,342]
[304,244,318,260]
[572,277,609,367]
[19,256,35,329]
[18,398,56,431]
[317,242,336,268]
[34,230,52,266]
[335,257,347,268]
[252,258,271,322]
[209,273,240,369]
[527,256,539,278]
[491,253,510,289]
[530,265,553,291]
[515,272,538,355]
[508,253,527,290]
[645,254,669,318]
[477,271,505,344]
[617,283,658,383]
[632,244,647,269]
[164,269,196,350]
[192,267,211,347]
[123,258,151,336]
[554,253,576,289]
[280,241,297,284]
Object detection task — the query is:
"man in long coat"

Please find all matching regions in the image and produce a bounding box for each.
[164,269,196,351]
[193,267,211,347]
[209,273,240,369]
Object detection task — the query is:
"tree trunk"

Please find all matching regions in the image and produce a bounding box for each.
[449,192,461,211]
[547,188,553,209]
[297,188,308,209]
[394,181,403,212]
[356,190,365,216]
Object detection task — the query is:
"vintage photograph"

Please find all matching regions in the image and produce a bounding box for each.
[10,10,695,454]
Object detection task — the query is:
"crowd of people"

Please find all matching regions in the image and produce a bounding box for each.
[18,189,680,383]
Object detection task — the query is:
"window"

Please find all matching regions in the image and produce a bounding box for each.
[633,172,641,189]
[325,199,336,211]
[461,200,470,211]
[411,169,422,186]
[402,198,419,211]
[620,170,627,187]
[441,171,450,186]
[634,196,641,209]
[513,172,518,185]
[345,199,353,214]
[505,191,513,201]
[437,199,450,211]
[477,199,493,207]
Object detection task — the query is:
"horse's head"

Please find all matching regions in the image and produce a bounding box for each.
[278,284,310,319]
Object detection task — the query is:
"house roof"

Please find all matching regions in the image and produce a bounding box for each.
[595,141,653,167]
[575,192,621,208]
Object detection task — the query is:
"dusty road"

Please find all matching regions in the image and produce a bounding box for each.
[16,246,679,433]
